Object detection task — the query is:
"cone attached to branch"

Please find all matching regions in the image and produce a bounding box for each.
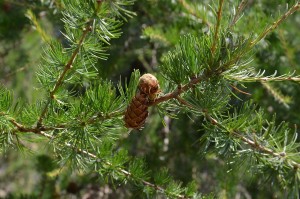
[124,73,160,129]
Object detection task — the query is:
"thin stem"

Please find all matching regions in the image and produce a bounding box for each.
[36,23,93,127]
[26,10,51,43]
[232,130,300,169]
[229,84,251,96]
[250,2,300,47]
[211,0,224,55]
[5,111,188,197]
[174,98,300,169]
[37,130,187,198]
[3,66,28,79]
[36,1,105,127]
[37,99,51,127]
[178,0,211,27]
[228,0,248,30]
[261,82,290,108]
[209,113,300,169]
[80,147,187,198]
[175,96,194,109]
[50,27,91,98]
[278,29,297,71]
[229,76,300,82]
[9,111,123,133]
[148,75,205,106]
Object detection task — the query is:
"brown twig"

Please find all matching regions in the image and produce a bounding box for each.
[233,131,300,169]
[36,21,94,127]
[49,27,91,99]
[8,110,123,134]
[230,84,251,96]
[250,2,300,47]
[148,75,205,106]
[171,97,300,170]
[3,66,28,79]
[211,0,225,55]
[7,118,188,198]
[48,130,184,196]
[230,76,300,82]
[175,96,194,109]
[36,1,105,127]
[60,134,187,198]
[178,0,211,27]
[203,112,300,169]
[37,99,51,128]
[228,0,248,29]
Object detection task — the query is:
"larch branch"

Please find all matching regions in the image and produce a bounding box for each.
[173,99,300,169]
[250,2,300,47]
[4,111,189,198]
[228,0,248,29]
[208,112,300,169]
[148,75,205,106]
[229,76,300,82]
[37,22,93,127]
[211,0,224,54]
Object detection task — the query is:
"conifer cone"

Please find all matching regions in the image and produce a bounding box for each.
[124,74,159,129]
[138,73,159,99]
[124,92,149,129]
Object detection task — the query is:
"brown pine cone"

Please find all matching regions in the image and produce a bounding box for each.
[124,92,149,129]
[124,73,160,129]
[138,73,159,101]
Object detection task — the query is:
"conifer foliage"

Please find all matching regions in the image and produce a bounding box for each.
[1,0,300,198]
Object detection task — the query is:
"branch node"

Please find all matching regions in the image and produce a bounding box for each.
[279,152,286,157]
[177,84,182,90]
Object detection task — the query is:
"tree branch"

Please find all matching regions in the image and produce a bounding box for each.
[211,117,300,170]
[6,117,188,198]
[178,0,211,27]
[229,75,300,82]
[37,26,92,127]
[211,0,224,55]
[229,84,251,96]
[44,130,188,198]
[36,1,105,128]
[231,131,300,169]
[250,2,300,47]
[7,110,123,134]
[148,75,205,106]
[228,0,248,30]
[174,98,300,169]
